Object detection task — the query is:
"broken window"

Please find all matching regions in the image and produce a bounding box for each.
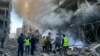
[0,10,5,15]
[0,20,3,29]
[5,21,7,28]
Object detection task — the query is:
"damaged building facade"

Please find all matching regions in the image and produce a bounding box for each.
[22,20,40,36]
[54,0,100,44]
[22,20,41,40]
[0,0,11,39]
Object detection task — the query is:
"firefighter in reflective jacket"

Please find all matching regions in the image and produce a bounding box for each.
[24,37,30,54]
[62,34,68,55]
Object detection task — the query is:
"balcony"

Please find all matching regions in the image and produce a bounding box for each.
[0,0,9,6]
[0,14,4,19]
[0,6,9,10]
[0,9,9,19]
[0,0,10,10]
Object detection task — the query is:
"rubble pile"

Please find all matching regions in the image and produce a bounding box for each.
[0,50,7,56]
[68,43,100,56]
[79,43,100,56]
[0,38,99,56]
[2,38,17,56]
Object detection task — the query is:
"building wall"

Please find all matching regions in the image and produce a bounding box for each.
[15,28,22,38]
[0,0,11,38]
[22,20,41,37]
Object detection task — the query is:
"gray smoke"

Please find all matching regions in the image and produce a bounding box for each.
[14,0,100,46]
[39,0,100,45]
[72,1,100,26]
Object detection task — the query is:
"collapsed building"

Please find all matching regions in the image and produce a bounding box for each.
[22,20,36,35]
[22,20,41,39]
[54,0,100,44]
[0,0,11,39]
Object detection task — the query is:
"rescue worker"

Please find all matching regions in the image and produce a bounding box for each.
[17,33,24,56]
[62,34,68,55]
[51,39,56,54]
[35,35,39,51]
[45,32,52,54]
[30,35,36,55]
[55,34,62,54]
[24,36,30,54]
[41,36,46,52]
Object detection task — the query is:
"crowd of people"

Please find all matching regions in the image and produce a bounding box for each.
[40,33,69,55]
[17,32,69,56]
[17,33,39,56]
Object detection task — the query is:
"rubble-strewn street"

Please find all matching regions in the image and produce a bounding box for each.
[0,38,99,56]
[1,0,100,56]
[0,38,54,56]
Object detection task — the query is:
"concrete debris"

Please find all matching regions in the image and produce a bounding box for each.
[78,43,100,56]
[0,50,9,56]
[0,38,100,56]
[55,43,100,56]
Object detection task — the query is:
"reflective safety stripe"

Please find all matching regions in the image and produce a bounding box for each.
[63,37,68,47]
[24,39,30,45]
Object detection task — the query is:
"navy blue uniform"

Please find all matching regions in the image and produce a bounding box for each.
[17,35,24,56]
[30,37,36,55]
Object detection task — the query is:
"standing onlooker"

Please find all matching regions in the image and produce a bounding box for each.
[17,33,24,56]
[34,34,39,51]
[62,34,69,55]
[24,36,30,55]
[55,34,62,54]
[1,35,5,49]
[0,31,6,49]
[30,35,36,55]
[41,36,46,52]
[45,32,51,54]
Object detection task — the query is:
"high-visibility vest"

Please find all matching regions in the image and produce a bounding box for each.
[63,37,68,47]
[24,38,30,45]
[41,38,46,46]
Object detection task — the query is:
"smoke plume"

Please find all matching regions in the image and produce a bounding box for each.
[13,0,100,44]
[13,0,60,28]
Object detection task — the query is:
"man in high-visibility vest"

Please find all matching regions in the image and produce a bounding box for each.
[62,34,68,55]
[24,36,30,54]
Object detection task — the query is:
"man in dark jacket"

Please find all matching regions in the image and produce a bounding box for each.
[17,33,24,56]
[1,35,5,49]
[30,35,36,55]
